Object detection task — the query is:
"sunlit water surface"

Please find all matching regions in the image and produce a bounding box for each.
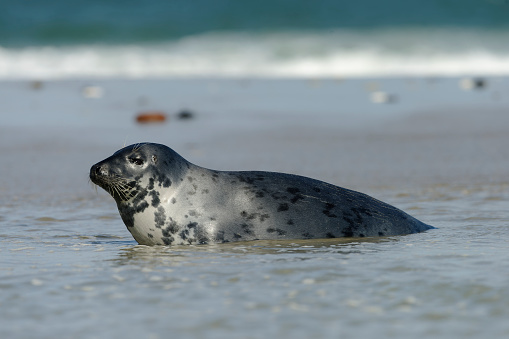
[2,178,508,339]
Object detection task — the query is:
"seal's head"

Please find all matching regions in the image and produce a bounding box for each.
[90,143,187,204]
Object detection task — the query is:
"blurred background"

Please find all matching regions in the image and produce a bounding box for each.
[1,0,509,79]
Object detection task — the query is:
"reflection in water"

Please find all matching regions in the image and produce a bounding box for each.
[111,237,397,268]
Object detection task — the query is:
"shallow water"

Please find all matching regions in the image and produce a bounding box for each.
[1,78,509,338]
[2,185,509,339]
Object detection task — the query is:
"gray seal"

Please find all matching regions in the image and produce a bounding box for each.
[90,143,434,246]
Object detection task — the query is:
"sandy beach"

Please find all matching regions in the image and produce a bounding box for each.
[2,76,509,190]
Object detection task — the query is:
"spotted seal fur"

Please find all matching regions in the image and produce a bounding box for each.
[89,143,434,245]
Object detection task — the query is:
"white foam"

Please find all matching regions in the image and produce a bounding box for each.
[1,29,509,79]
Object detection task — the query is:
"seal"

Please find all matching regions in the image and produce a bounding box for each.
[90,143,434,246]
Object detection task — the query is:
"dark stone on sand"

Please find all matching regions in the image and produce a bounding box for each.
[459,77,487,91]
[177,110,194,120]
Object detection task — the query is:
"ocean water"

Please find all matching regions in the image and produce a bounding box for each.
[1,0,509,78]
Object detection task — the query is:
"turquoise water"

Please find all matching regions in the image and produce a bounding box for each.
[1,0,509,78]
[1,0,509,46]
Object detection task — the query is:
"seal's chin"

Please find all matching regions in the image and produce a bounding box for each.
[92,177,137,202]
[89,164,108,190]
[89,176,110,194]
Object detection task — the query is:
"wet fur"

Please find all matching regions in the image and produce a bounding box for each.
[90,143,434,246]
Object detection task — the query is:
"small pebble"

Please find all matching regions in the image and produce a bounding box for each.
[82,86,104,98]
[136,111,167,124]
[370,91,397,104]
[177,110,194,120]
[459,77,486,91]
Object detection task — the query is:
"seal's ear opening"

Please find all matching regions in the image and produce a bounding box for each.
[152,155,158,164]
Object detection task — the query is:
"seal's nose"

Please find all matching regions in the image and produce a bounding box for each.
[90,163,105,182]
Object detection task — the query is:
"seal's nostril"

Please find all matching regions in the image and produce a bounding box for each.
[95,165,102,175]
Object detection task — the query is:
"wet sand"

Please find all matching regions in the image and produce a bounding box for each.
[2,77,508,189]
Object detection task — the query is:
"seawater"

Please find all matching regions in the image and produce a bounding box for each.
[2,170,509,339]
[1,0,509,78]
[1,77,509,338]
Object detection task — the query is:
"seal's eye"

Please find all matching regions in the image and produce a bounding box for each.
[129,157,144,166]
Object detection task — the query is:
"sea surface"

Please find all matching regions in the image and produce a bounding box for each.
[1,0,509,78]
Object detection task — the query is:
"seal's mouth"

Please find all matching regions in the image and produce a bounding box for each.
[90,163,137,202]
